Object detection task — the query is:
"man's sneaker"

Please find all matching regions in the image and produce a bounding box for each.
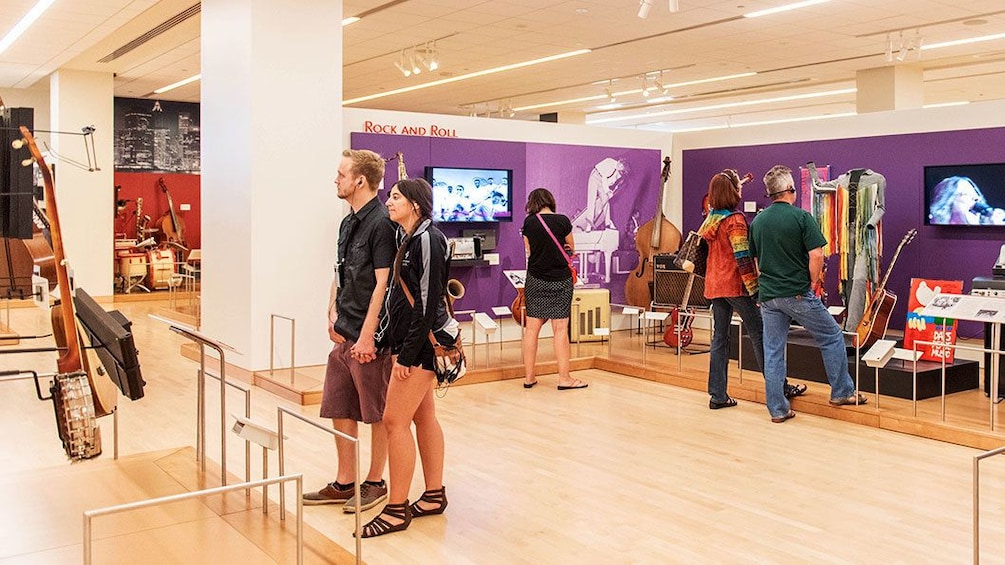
[343,481,388,513]
[303,482,354,506]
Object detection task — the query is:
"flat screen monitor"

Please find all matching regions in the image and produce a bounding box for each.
[73,287,145,400]
[424,166,512,223]
[924,163,1005,226]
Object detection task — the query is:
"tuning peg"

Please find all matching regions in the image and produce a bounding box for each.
[11,138,24,149]
[21,157,34,167]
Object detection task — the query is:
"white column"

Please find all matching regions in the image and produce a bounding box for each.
[856,65,923,113]
[49,70,114,295]
[201,0,342,370]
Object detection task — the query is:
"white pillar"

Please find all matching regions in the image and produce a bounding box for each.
[49,70,114,295]
[856,65,923,113]
[201,0,342,370]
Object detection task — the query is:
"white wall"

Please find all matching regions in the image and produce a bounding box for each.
[0,85,50,130]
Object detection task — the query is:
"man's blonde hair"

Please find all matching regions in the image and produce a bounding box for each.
[342,149,385,190]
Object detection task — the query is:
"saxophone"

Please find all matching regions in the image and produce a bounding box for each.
[135,197,150,242]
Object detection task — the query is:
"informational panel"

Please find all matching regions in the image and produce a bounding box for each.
[904,278,963,362]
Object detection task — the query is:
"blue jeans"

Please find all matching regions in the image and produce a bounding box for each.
[761,291,855,417]
[708,296,763,403]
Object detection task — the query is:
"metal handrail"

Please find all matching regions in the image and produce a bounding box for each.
[160,319,240,486]
[911,339,1003,428]
[83,474,303,565]
[277,406,363,564]
[202,369,252,491]
[973,446,1005,564]
[269,314,297,384]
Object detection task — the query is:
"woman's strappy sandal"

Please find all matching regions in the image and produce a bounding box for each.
[358,501,412,538]
[409,487,448,518]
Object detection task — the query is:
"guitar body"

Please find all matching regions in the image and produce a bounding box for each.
[663,307,694,347]
[855,290,896,349]
[852,229,916,350]
[511,288,526,324]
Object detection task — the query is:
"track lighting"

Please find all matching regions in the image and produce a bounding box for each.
[638,0,653,19]
[394,42,442,77]
[639,0,680,18]
[393,50,411,77]
[884,33,893,63]
[410,51,422,75]
[605,85,616,103]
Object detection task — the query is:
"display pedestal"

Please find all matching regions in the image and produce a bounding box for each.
[727,327,979,399]
[0,321,19,346]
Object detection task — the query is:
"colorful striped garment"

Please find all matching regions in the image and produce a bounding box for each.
[698,209,759,298]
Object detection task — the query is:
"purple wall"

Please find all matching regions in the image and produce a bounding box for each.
[682,126,1005,337]
[351,132,661,314]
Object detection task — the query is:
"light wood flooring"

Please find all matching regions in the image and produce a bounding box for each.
[3,299,1005,563]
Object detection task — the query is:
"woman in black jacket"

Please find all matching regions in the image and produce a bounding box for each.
[362,177,454,538]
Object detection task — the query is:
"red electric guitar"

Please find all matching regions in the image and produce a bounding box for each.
[664,272,696,348]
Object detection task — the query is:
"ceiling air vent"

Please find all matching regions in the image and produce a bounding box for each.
[98,3,201,63]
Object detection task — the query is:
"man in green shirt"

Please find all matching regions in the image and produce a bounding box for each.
[749,165,866,423]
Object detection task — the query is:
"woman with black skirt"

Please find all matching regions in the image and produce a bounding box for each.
[520,187,587,390]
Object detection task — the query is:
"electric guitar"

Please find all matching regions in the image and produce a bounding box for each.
[855,229,917,349]
[664,272,696,348]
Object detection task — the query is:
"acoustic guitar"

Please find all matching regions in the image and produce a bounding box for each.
[18,126,118,459]
[855,229,917,349]
[625,157,681,308]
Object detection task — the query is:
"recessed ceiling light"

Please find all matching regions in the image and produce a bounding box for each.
[576,8,588,14]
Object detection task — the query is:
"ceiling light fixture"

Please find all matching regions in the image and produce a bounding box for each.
[638,0,654,19]
[586,87,856,124]
[514,95,607,112]
[669,0,680,12]
[342,16,360,26]
[921,32,1005,51]
[641,76,651,97]
[346,49,591,105]
[409,51,422,75]
[884,33,893,63]
[923,101,970,108]
[664,72,757,89]
[743,0,830,19]
[393,50,411,77]
[605,82,617,103]
[154,73,202,94]
[0,0,55,56]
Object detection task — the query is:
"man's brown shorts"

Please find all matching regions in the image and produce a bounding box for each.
[319,339,391,424]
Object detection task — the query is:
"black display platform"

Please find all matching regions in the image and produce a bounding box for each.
[726,326,979,400]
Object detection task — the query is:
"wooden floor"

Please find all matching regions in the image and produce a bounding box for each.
[4,299,1005,563]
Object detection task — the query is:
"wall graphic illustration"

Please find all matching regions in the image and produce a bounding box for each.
[114,97,201,174]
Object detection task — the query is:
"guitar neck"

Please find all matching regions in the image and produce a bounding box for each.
[874,232,915,296]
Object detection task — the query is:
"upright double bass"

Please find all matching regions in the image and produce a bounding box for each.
[625,157,681,307]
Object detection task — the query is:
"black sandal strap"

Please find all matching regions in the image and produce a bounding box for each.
[359,502,411,538]
[410,487,448,518]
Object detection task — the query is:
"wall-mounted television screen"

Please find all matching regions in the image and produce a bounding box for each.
[925,163,1005,226]
[425,166,512,223]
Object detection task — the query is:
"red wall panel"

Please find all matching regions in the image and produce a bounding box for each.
[114,172,200,250]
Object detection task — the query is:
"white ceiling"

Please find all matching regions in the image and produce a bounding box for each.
[2,0,1005,131]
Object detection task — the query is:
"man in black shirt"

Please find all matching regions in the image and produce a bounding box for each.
[304,149,397,512]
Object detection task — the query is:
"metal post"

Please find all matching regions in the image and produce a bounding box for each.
[161,322,239,486]
[269,314,297,384]
[113,408,119,460]
[277,407,363,564]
